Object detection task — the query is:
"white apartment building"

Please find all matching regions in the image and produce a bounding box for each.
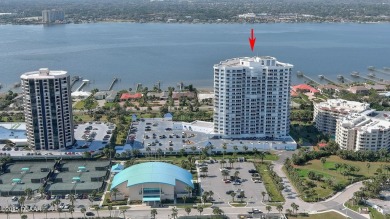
[213,56,293,139]
[21,68,74,150]
[42,9,65,23]
[336,111,390,151]
[313,99,370,135]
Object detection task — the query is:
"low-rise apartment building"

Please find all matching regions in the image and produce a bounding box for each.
[313,99,370,135]
[336,111,390,151]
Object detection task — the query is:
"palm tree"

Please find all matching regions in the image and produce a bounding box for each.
[5,208,11,219]
[230,192,236,202]
[291,202,299,215]
[151,209,158,219]
[222,170,229,180]
[320,157,326,169]
[146,147,151,158]
[57,207,62,219]
[108,204,113,218]
[38,187,45,199]
[69,205,75,218]
[94,206,100,218]
[120,209,127,219]
[233,145,238,154]
[234,170,240,181]
[261,191,267,201]
[213,207,223,215]
[185,186,193,197]
[185,207,191,215]
[208,190,214,201]
[24,188,33,199]
[41,205,48,219]
[286,209,293,216]
[171,207,178,219]
[69,194,76,206]
[243,145,248,154]
[81,207,86,218]
[220,159,226,168]
[367,162,371,174]
[229,158,234,168]
[222,143,227,158]
[197,206,203,215]
[276,204,283,215]
[258,151,265,163]
[266,205,272,215]
[111,187,119,201]
[18,196,26,212]
[239,191,245,202]
[182,195,187,204]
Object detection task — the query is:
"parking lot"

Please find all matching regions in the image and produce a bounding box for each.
[0,194,93,213]
[71,122,115,153]
[199,161,267,208]
[124,118,210,153]
[118,118,296,154]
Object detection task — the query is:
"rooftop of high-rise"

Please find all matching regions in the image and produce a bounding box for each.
[214,56,292,68]
[315,99,370,114]
[20,68,67,79]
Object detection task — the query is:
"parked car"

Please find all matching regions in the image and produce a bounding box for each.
[225,190,234,195]
[11,196,18,201]
[86,212,95,216]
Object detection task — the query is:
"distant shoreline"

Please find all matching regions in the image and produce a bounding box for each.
[1,20,389,26]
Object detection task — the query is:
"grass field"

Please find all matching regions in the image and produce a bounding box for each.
[74,100,98,110]
[255,162,285,203]
[287,211,346,219]
[292,155,387,201]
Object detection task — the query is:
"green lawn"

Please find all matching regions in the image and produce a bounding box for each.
[287,211,346,219]
[255,162,285,203]
[74,100,98,110]
[289,155,387,201]
[298,155,385,180]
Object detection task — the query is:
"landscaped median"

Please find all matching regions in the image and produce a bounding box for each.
[254,161,285,203]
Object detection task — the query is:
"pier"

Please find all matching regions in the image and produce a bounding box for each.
[350,72,388,85]
[296,71,321,85]
[337,75,354,83]
[368,66,390,76]
[76,79,90,92]
[70,76,81,89]
[108,78,118,91]
[318,75,341,86]
[367,72,388,82]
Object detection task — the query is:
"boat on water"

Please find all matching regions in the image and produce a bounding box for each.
[351,71,359,77]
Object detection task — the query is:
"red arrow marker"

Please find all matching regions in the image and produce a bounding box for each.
[249,29,256,51]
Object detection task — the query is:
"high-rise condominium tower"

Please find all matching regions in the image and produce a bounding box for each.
[21,68,74,150]
[213,56,293,139]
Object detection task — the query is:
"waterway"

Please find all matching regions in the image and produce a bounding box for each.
[0,22,389,91]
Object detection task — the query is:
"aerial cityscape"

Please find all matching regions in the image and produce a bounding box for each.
[0,0,390,219]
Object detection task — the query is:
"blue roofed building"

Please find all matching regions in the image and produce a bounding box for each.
[164,113,173,121]
[111,163,124,174]
[110,162,193,204]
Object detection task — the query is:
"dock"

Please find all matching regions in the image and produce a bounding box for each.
[318,75,341,86]
[368,66,390,76]
[367,72,387,82]
[296,71,321,85]
[108,78,118,91]
[70,76,81,89]
[337,75,354,83]
[350,72,388,85]
[76,79,90,92]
